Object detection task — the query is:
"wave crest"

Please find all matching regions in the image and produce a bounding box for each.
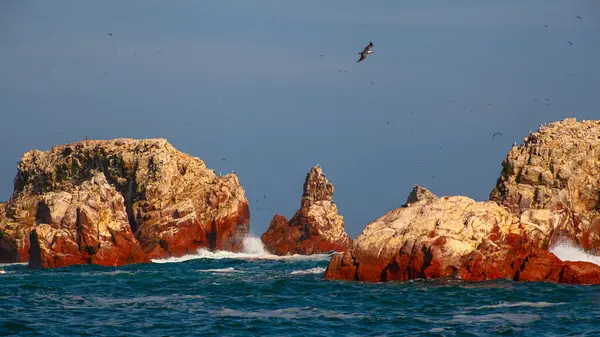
[151,235,333,264]
[549,241,600,266]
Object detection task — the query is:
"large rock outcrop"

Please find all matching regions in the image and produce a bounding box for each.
[0,139,250,268]
[326,119,600,284]
[490,118,600,252]
[261,165,351,255]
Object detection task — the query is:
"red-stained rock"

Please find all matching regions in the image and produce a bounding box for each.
[559,261,600,284]
[27,172,147,269]
[490,118,600,253]
[261,165,351,255]
[326,120,600,285]
[0,138,250,268]
[325,184,600,285]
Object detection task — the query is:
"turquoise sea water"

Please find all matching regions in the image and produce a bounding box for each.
[2,241,600,336]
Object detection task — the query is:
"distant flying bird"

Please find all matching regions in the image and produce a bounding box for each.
[320,53,324,57]
[566,41,573,46]
[263,194,267,199]
[544,25,548,28]
[357,42,374,63]
[221,157,227,161]
[108,33,113,36]
[493,132,503,138]
[577,16,582,19]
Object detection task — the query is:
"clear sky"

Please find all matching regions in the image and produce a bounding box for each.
[1,1,599,237]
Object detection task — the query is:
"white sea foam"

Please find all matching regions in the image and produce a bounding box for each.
[0,262,27,267]
[452,313,540,325]
[151,235,333,264]
[242,235,268,254]
[80,270,134,277]
[470,302,565,310]
[290,267,326,275]
[0,269,6,274]
[550,241,600,266]
[198,267,244,273]
[211,307,362,320]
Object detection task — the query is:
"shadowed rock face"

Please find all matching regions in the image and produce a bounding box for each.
[261,165,351,255]
[0,138,250,268]
[326,119,600,285]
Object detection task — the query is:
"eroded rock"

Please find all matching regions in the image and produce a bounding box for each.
[261,165,351,255]
[0,138,250,268]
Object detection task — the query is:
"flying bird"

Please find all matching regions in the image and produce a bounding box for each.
[357,42,374,63]
[320,53,324,57]
[221,157,227,161]
[577,16,582,19]
[544,25,548,28]
[492,132,503,138]
[107,33,113,36]
[566,41,573,46]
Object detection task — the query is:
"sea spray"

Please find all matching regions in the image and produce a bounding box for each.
[241,235,268,254]
[549,241,600,266]
[151,235,333,263]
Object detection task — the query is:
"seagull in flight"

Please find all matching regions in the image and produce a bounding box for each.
[577,16,582,19]
[492,132,503,138]
[357,42,374,63]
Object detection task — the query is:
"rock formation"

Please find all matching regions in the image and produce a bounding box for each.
[326,119,600,284]
[0,139,250,268]
[490,118,600,252]
[261,165,351,255]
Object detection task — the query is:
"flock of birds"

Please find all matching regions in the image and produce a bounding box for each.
[99,14,585,210]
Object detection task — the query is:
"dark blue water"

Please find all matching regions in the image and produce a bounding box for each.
[2,248,600,336]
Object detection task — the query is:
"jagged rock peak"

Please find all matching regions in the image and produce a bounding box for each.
[490,117,600,215]
[406,185,437,204]
[301,165,334,208]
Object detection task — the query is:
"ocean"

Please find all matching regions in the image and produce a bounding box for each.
[1,237,599,336]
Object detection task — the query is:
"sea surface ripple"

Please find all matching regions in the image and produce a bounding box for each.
[2,240,600,336]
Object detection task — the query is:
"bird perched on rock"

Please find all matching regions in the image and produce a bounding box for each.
[357,42,374,63]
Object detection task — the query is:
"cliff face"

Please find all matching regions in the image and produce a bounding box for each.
[326,119,600,284]
[0,139,250,268]
[490,118,600,252]
[261,165,351,255]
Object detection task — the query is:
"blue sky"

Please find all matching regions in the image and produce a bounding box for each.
[1,1,599,237]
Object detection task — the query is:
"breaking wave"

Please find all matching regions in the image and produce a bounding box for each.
[151,235,333,264]
[549,241,600,266]
[469,302,565,310]
[198,267,244,273]
[290,267,326,275]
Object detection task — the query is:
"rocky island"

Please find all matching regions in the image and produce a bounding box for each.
[325,118,600,284]
[261,165,352,255]
[0,139,250,268]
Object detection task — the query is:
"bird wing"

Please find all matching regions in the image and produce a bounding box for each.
[357,53,366,63]
[363,42,373,53]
